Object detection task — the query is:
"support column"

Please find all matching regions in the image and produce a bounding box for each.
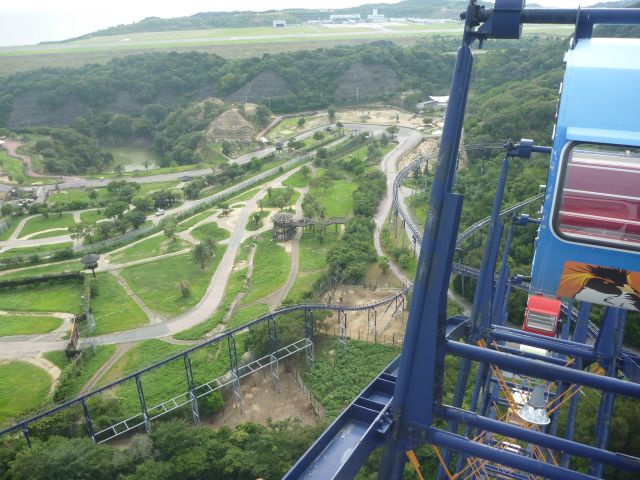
[337,309,347,351]
[183,353,200,424]
[135,375,151,434]
[228,336,242,413]
[268,316,280,392]
[81,398,95,441]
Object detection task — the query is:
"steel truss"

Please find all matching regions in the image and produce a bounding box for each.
[93,337,313,444]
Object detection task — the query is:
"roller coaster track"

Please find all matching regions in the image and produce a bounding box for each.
[392,155,600,337]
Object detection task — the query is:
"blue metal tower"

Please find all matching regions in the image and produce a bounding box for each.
[284,1,640,479]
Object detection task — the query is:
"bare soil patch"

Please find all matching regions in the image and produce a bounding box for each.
[207,109,257,142]
[206,366,319,429]
[322,286,407,344]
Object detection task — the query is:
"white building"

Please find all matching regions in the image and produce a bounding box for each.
[273,19,287,28]
[367,8,386,23]
[329,14,361,23]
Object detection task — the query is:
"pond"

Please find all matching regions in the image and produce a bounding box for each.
[102,147,160,172]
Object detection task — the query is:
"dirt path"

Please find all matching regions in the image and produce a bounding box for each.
[25,356,62,396]
[256,187,307,310]
[110,271,164,325]
[1,139,79,181]
[80,342,134,394]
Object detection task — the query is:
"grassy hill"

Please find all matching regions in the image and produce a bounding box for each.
[65,0,468,41]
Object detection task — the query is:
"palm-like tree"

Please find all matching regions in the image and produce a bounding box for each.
[191,238,216,270]
[143,160,151,174]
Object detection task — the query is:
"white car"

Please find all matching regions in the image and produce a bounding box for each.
[155,209,165,216]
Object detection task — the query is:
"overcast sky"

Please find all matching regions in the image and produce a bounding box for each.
[0,0,604,47]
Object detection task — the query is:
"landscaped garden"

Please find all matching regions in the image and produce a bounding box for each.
[17,213,76,238]
[87,273,149,335]
[120,247,226,316]
[109,235,191,264]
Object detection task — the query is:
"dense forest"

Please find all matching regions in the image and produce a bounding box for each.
[66,0,467,40]
[0,40,455,173]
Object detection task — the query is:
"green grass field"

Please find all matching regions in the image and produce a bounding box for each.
[120,248,226,316]
[312,180,356,218]
[173,240,252,340]
[18,213,76,238]
[109,235,191,264]
[0,281,81,313]
[299,232,339,271]
[241,236,290,305]
[0,260,80,280]
[79,209,108,223]
[0,215,26,241]
[24,229,70,240]
[0,150,56,185]
[0,25,573,77]
[303,339,400,419]
[0,242,74,261]
[43,350,72,370]
[227,303,269,330]
[87,273,148,335]
[285,271,322,304]
[228,187,260,203]
[191,222,230,243]
[0,362,52,424]
[282,170,311,188]
[0,314,63,336]
[176,209,217,231]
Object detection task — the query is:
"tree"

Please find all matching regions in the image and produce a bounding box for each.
[300,165,311,178]
[163,218,177,243]
[114,164,125,177]
[313,131,325,142]
[125,210,146,229]
[132,195,154,212]
[297,117,306,127]
[192,241,214,270]
[69,222,97,243]
[105,201,128,219]
[255,104,271,126]
[328,105,336,122]
[143,160,151,174]
[221,140,232,156]
[88,189,98,204]
[378,256,390,274]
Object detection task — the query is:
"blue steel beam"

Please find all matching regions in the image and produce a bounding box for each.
[445,340,640,398]
[438,406,640,473]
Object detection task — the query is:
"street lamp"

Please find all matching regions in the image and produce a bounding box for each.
[517,384,550,425]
